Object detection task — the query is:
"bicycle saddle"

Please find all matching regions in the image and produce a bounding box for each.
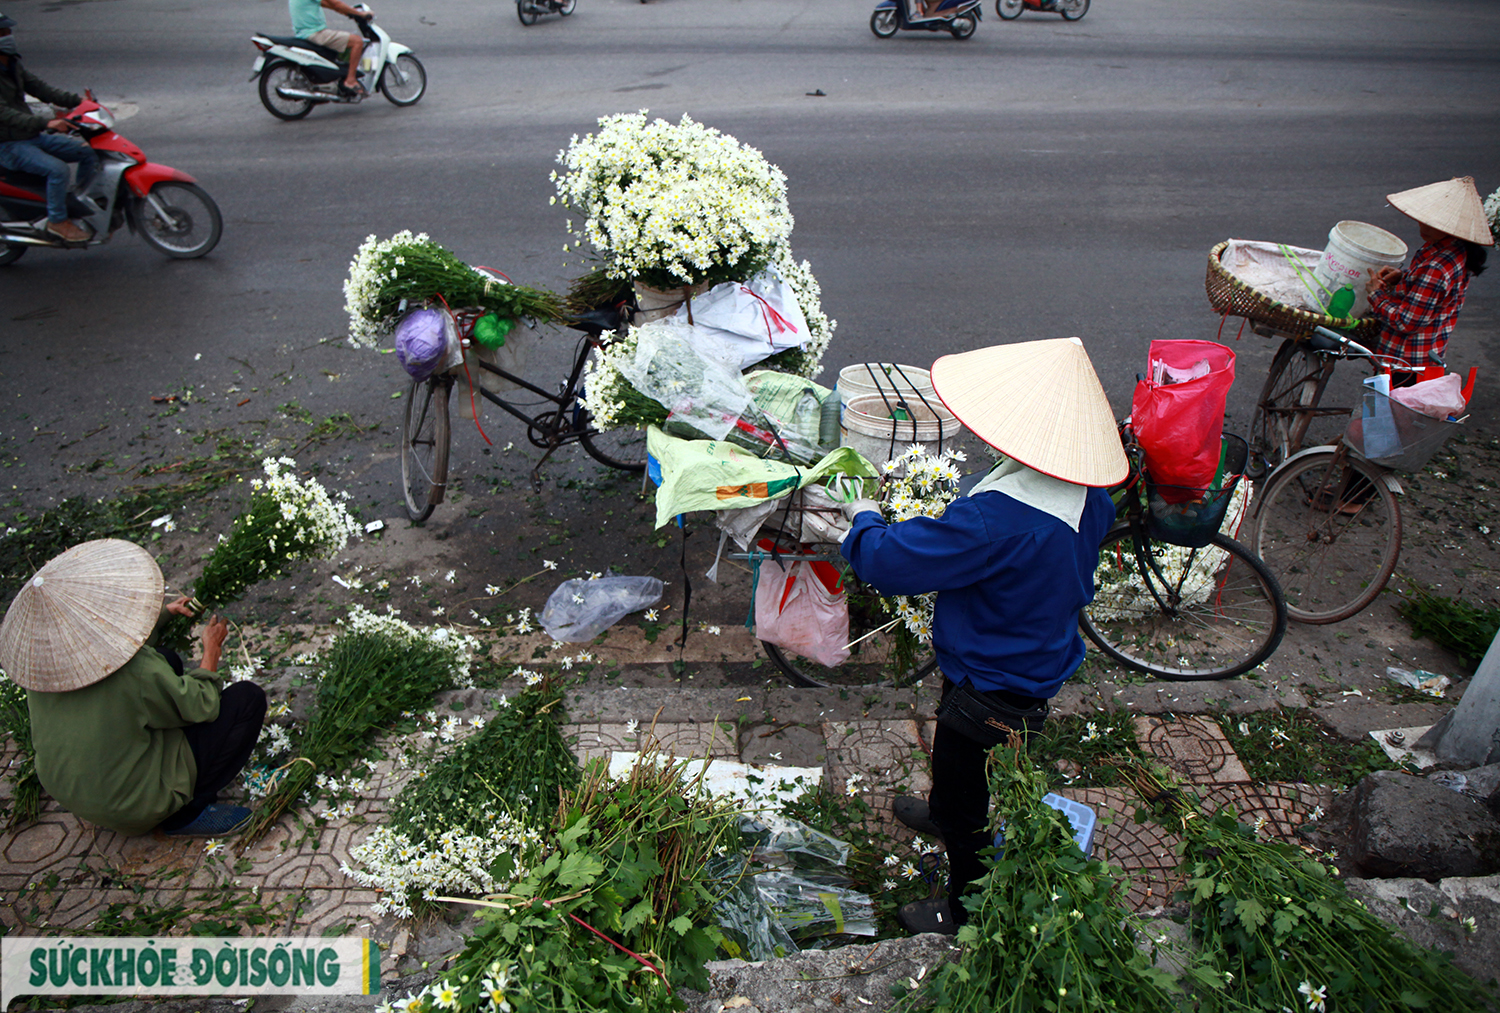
[566,308,624,334]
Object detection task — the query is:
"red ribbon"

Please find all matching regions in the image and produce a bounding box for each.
[738,286,799,346]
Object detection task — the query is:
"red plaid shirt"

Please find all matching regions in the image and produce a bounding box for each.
[1368,236,1471,368]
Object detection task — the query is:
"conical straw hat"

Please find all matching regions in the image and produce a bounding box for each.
[930,337,1127,487]
[0,539,164,692]
[1386,177,1494,246]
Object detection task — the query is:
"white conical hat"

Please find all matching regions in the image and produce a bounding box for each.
[0,539,164,692]
[1387,177,1494,246]
[930,337,1128,487]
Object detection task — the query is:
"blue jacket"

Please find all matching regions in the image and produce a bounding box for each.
[840,488,1115,699]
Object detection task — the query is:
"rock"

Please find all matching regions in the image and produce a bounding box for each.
[1349,770,1500,879]
[679,934,958,1013]
[1343,875,1500,985]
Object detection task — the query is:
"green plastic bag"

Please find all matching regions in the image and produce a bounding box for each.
[472,313,514,349]
[646,426,877,529]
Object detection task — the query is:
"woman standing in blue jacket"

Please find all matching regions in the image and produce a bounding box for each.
[837,337,1127,934]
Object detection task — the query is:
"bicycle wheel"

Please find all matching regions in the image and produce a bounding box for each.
[577,410,647,472]
[756,532,939,689]
[1249,339,1333,477]
[1082,523,1287,680]
[402,376,451,522]
[1250,449,1400,624]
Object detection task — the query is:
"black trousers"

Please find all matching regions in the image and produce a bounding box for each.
[156,648,267,831]
[927,677,1048,924]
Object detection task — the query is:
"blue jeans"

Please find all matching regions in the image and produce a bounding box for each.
[0,133,99,223]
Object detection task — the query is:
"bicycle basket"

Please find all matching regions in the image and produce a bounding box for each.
[1144,433,1248,548]
[1343,388,1462,472]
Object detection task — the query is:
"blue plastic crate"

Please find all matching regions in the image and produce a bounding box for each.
[993,793,1097,858]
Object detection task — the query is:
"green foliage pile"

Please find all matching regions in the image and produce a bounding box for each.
[1396,582,1500,671]
[906,740,1183,1013]
[434,753,744,1013]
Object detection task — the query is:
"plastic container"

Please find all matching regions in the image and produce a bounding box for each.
[837,363,934,406]
[1343,388,1462,472]
[840,393,961,466]
[1312,221,1407,318]
[993,793,1098,858]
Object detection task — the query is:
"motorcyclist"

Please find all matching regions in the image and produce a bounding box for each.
[0,11,98,243]
[288,0,373,97]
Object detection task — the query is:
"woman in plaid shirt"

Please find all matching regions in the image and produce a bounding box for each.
[1366,176,1493,385]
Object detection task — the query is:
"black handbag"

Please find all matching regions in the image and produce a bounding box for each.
[935,680,1049,748]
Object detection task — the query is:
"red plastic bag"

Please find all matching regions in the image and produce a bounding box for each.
[753,545,850,668]
[1130,340,1236,503]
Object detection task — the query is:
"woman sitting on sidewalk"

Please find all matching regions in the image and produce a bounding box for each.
[0,539,265,836]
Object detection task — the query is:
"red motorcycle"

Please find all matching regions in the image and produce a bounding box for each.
[997,0,1089,20]
[0,92,222,266]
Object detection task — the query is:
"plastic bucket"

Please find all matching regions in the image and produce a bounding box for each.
[837,363,934,405]
[841,393,962,465]
[1312,221,1407,318]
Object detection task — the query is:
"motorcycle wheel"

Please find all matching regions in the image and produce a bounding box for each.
[134,182,223,259]
[259,61,316,120]
[0,242,25,267]
[560,0,577,13]
[950,14,977,37]
[870,9,899,37]
[1060,0,1088,19]
[517,1,538,25]
[380,54,427,106]
[996,0,1024,19]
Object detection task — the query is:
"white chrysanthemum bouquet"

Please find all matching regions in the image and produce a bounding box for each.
[878,445,966,645]
[343,230,564,347]
[1485,184,1500,237]
[160,457,360,646]
[553,111,792,289]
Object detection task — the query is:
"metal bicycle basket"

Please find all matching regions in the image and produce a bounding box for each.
[1144,433,1249,549]
[1342,388,1463,472]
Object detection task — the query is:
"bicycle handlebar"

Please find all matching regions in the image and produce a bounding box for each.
[1311,325,1374,360]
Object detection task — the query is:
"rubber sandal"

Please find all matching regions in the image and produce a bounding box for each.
[163,804,253,836]
[896,897,958,936]
[893,796,943,841]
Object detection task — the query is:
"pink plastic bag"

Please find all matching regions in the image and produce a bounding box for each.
[1390,373,1466,420]
[1130,340,1236,503]
[754,549,850,668]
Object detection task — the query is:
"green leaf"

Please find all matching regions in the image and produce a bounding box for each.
[619,899,653,933]
[668,914,692,936]
[554,851,605,889]
[1399,991,1431,1008]
[1234,897,1268,931]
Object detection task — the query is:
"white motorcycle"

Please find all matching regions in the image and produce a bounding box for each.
[250,6,426,120]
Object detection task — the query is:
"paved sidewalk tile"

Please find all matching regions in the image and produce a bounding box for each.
[1133,715,1251,784]
[568,721,737,767]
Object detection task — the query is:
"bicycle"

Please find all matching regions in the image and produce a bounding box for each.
[1080,429,1288,680]
[743,428,1286,687]
[400,307,646,522]
[1247,381,1464,625]
[1247,322,1413,479]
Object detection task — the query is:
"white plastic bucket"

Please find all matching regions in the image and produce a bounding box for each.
[1312,221,1408,318]
[841,393,962,466]
[837,363,934,405]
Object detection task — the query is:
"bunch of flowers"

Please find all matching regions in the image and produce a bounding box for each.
[236,605,484,848]
[0,671,39,826]
[345,685,576,919]
[552,111,792,289]
[1485,184,1500,236]
[876,446,966,644]
[159,457,360,647]
[1121,761,1493,1013]
[909,737,1185,1013]
[343,231,564,347]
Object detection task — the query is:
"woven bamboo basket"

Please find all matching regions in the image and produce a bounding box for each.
[1205,240,1380,342]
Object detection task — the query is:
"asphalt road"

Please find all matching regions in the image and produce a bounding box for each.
[2,0,1499,519]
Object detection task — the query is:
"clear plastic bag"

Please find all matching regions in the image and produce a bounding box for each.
[753,871,877,943]
[740,813,852,874]
[617,321,753,441]
[539,576,664,643]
